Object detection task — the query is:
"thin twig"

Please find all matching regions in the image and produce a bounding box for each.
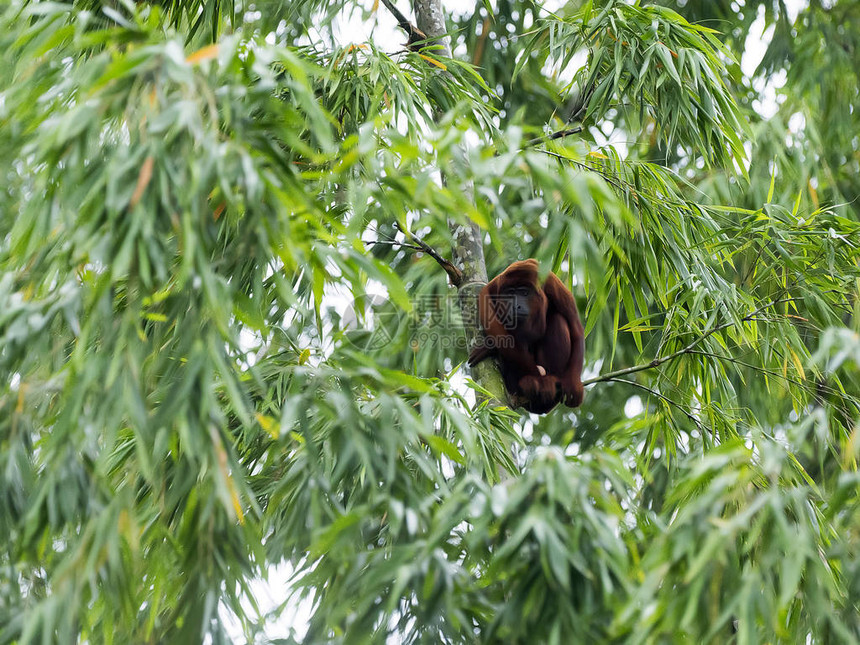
[605,376,705,432]
[394,222,463,286]
[686,348,856,419]
[519,68,597,149]
[364,239,425,252]
[583,296,800,386]
[524,126,584,147]
[540,149,630,196]
[685,349,824,394]
[380,0,427,48]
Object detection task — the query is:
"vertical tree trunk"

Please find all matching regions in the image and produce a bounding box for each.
[410,0,450,54]
[410,0,504,402]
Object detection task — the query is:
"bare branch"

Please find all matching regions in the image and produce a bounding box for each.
[524,126,584,148]
[394,222,463,286]
[686,349,811,391]
[605,377,705,433]
[364,239,425,252]
[380,0,427,48]
[537,149,631,196]
[583,296,801,386]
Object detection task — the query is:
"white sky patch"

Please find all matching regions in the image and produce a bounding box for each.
[624,395,644,418]
[742,0,807,119]
[741,5,773,79]
[221,561,313,641]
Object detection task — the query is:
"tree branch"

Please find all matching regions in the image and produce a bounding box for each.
[687,349,809,387]
[605,377,705,433]
[409,0,503,413]
[583,296,800,386]
[537,149,632,197]
[393,222,463,286]
[380,0,427,48]
[524,126,584,148]
[364,239,425,252]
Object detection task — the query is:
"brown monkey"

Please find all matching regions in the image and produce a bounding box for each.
[468,259,585,414]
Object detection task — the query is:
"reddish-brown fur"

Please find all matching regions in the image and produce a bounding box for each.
[468,259,585,414]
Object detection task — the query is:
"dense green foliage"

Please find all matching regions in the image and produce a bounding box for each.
[0,0,858,642]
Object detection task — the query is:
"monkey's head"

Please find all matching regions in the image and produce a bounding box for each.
[481,259,548,342]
